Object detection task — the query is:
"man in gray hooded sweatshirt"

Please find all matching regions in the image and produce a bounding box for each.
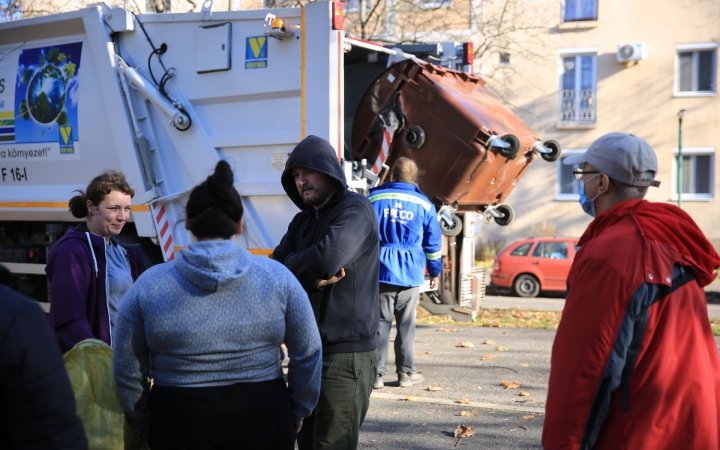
[274,135,380,450]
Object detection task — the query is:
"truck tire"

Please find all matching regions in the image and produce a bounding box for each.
[493,204,514,226]
[405,125,426,149]
[541,140,562,162]
[498,134,520,159]
[440,214,462,237]
[513,274,540,298]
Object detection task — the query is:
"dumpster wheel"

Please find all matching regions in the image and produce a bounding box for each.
[540,140,562,162]
[498,134,520,159]
[405,125,426,149]
[493,204,514,226]
[440,213,463,236]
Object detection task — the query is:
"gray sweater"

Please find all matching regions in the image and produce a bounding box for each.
[112,240,322,432]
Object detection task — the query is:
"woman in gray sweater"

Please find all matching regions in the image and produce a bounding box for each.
[113,161,322,449]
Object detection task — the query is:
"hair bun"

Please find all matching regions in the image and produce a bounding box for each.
[68,190,89,218]
[185,160,244,239]
[212,160,234,187]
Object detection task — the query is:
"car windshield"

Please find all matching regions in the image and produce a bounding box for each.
[532,242,568,259]
[509,243,533,256]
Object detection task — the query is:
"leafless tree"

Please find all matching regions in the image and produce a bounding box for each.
[267,0,556,101]
[1,0,74,21]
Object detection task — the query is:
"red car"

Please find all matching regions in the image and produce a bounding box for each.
[490,237,579,297]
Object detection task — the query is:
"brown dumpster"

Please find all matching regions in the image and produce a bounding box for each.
[352,59,560,213]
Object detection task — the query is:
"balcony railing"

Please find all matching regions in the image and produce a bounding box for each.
[561,88,595,122]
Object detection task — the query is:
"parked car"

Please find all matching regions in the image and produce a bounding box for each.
[490,237,579,298]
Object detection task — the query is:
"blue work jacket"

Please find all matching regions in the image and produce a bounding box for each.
[369,181,442,287]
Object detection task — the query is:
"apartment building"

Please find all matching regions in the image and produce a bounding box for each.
[471,0,720,250]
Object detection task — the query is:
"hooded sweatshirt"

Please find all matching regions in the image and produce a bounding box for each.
[46,223,145,353]
[112,240,322,433]
[543,199,720,449]
[273,135,380,354]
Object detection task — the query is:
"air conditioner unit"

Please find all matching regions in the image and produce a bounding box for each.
[617,42,647,63]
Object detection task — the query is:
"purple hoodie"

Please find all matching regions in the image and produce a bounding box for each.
[46,223,145,353]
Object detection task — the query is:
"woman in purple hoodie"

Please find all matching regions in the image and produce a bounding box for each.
[46,171,145,353]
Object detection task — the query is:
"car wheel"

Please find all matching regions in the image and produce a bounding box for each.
[513,274,540,298]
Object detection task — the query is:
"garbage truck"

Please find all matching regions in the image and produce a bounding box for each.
[0,0,561,320]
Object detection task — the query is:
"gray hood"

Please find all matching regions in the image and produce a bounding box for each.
[174,240,250,293]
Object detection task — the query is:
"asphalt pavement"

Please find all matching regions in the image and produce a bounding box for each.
[362,326,552,449]
[360,310,720,448]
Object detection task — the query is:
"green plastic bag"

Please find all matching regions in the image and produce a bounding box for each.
[63,339,147,450]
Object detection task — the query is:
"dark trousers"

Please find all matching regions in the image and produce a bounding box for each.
[149,378,295,450]
[377,284,420,376]
[297,349,378,450]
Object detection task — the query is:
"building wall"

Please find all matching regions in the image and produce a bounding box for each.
[476,0,720,251]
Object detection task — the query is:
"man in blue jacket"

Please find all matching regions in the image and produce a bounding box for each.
[369,157,442,388]
[274,135,380,450]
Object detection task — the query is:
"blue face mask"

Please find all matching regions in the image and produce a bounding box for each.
[578,174,600,217]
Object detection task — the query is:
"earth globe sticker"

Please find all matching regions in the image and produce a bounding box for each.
[26,65,66,124]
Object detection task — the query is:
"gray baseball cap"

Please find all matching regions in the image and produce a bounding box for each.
[563,132,661,187]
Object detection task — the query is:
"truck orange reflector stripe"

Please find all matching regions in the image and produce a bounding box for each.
[0,202,68,208]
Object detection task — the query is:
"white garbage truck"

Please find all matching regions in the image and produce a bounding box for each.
[0,0,561,320]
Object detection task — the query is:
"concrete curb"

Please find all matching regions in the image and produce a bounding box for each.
[371,391,546,414]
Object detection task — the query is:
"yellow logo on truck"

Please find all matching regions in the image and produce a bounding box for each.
[59,125,74,154]
[246,37,268,69]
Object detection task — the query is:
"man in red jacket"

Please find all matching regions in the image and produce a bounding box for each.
[543,133,720,449]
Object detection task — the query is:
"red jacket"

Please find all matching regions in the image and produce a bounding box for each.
[543,200,720,449]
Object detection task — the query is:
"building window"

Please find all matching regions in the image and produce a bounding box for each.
[556,149,586,200]
[671,147,715,200]
[345,0,372,13]
[563,0,597,21]
[418,0,451,7]
[675,43,717,96]
[559,52,596,124]
[499,53,510,66]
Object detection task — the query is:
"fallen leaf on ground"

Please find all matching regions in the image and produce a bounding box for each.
[519,391,531,397]
[456,398,470,404]
[481,355,497,360]
[457,341,474,348]
[523,415,534,419]
[438,327,458,332]
[427,385,442,391]
[518,363,529,367]
[454,424,475,439]
[500,381,522,389]
[459,410,481,417]
[496,346,508,351]
[405,396,417,401]
[483,339,496,344]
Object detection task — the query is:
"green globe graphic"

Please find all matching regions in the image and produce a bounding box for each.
[27,65,66,124]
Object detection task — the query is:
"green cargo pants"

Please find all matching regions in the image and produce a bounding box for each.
[297,349,378,450]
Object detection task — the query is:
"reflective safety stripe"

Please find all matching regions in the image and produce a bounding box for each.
[368,193,432,211]
[425,251,442,261]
